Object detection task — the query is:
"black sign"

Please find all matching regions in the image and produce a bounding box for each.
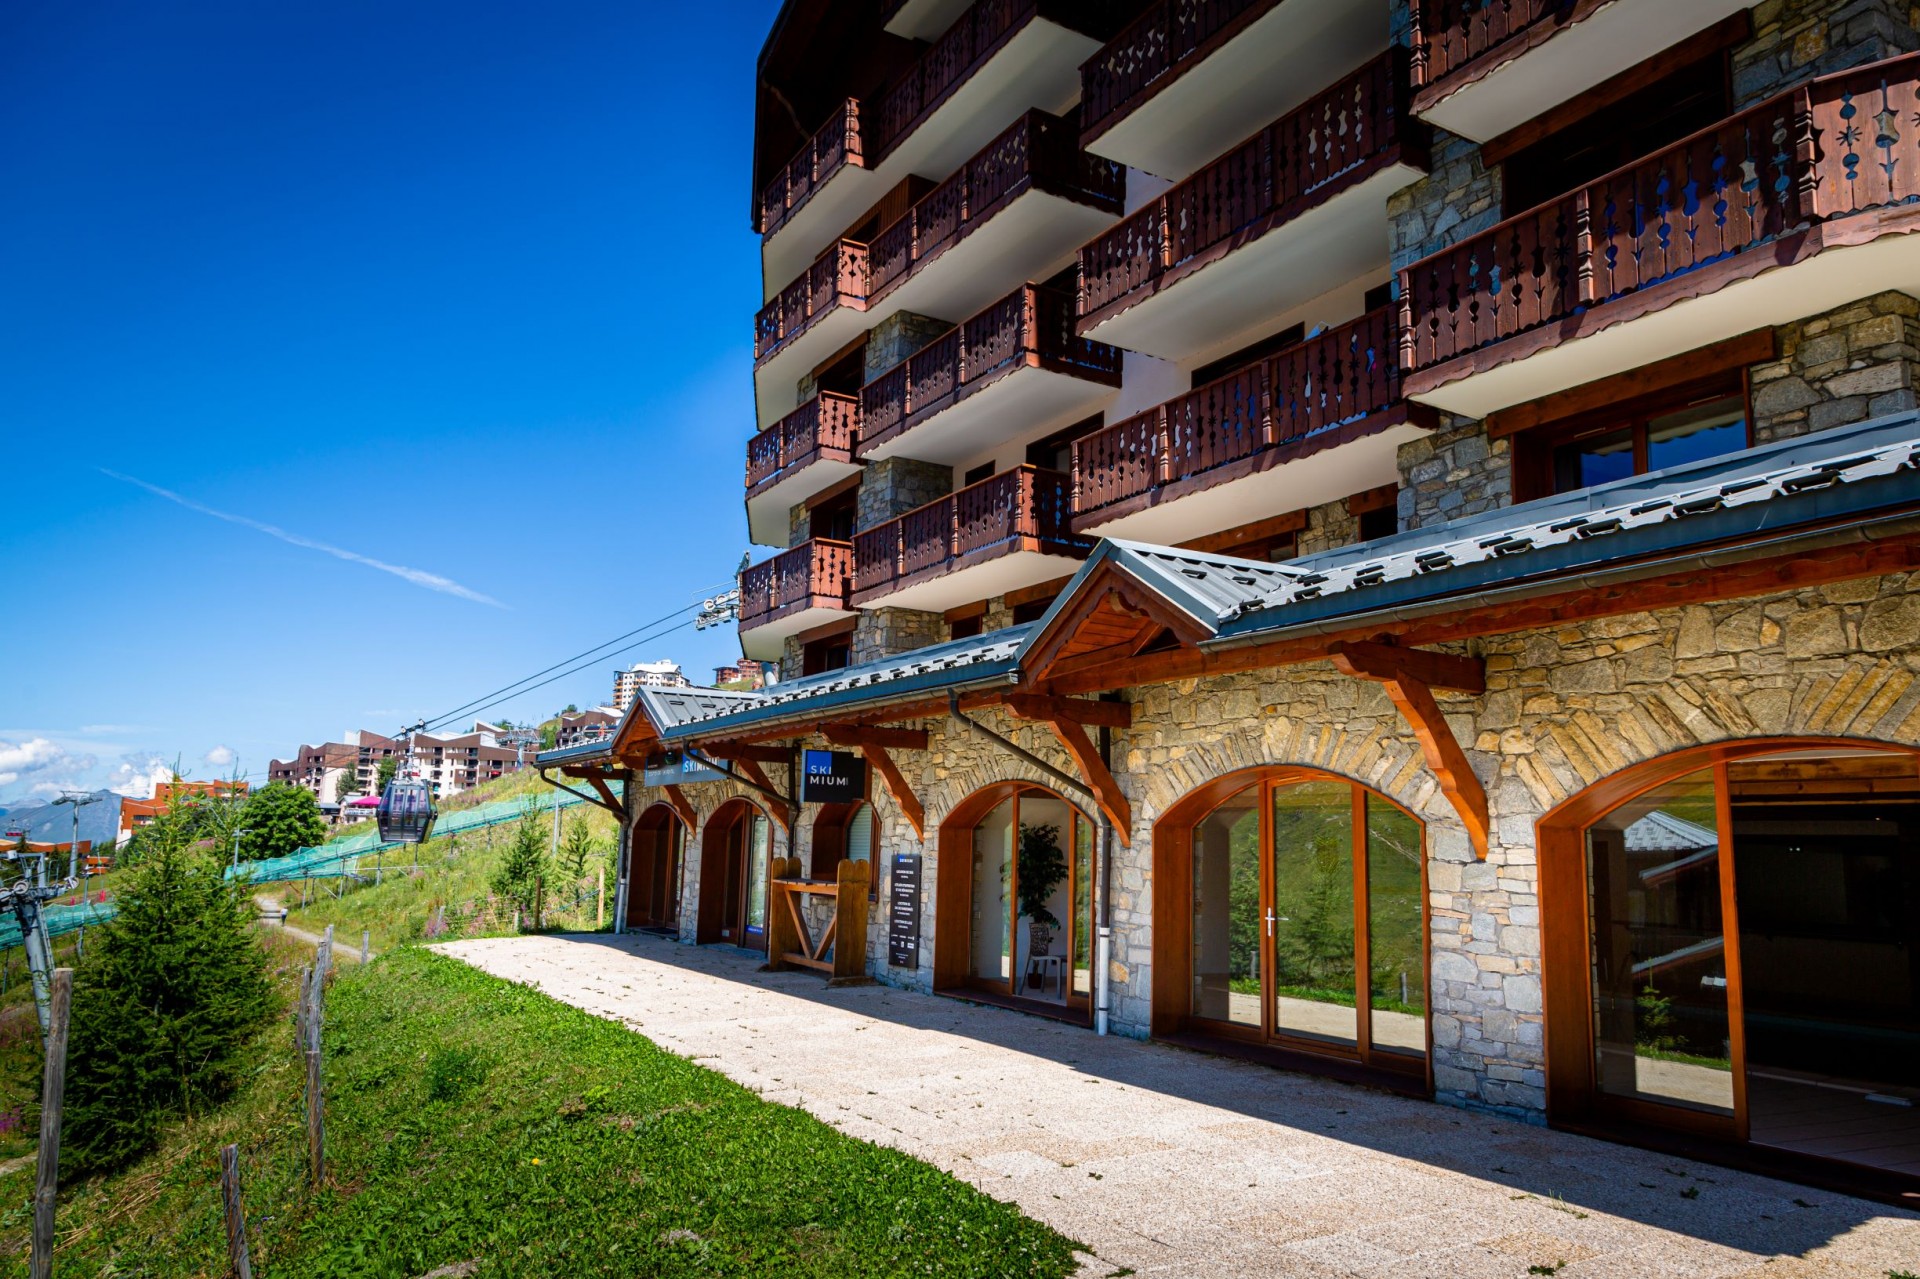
[800,749,865,803]
[888,853,921,968]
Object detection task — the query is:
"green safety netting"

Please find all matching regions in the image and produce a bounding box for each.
[3,783,619,949]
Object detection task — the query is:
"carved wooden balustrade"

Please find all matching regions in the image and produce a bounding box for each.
[746,393,860,494]
[1407,0,1581,100]
[1073,307,1401,518]
[866,110,1123,304]
[754,239,870,366]
[757,0,1117,240]
[858,284,1121,454]
[1080,0,1275,142]
[740,539,855,630]
[1398,53,1920,374]
[853,465,1087,599]
[759,100,863,238]
[1078,51,1415,325]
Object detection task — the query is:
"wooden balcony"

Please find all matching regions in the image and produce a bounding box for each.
[1077,52,1426,363]
[1072,307,1432,541]
[745,393,862,547]
[858,283,1120,465]
[757,0,1119,289]
[852,465,1089,611]
[1408,0,1750,142]
[757,111,1121,428]
[739,539,856,661]
[1400,53,1920,419]
[1079,0,1388,181]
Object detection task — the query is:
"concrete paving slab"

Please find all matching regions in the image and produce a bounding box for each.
[434,933,1920,1278]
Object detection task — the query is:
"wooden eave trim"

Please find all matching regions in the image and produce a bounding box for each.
[794,614,859,644]
[1176,508,1309,555]
[1022,560,1213,684]
[1345,484,1399,518]
[1485,329,1777,439]
[1329,649,1490,858]
[824,726,929,750]
[1003,574,1075,610]
[805,471,863,509]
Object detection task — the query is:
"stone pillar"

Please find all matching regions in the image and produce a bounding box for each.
[856,456,952,529]
[1733,0,1920,106]
[1388,131,1502,273]
[1752,292,1920,444]
[1396,417,1512,532]
[853,608,946,663]
[1296,496,1361,556]
[788,501,811,548]
[863,311,953,382]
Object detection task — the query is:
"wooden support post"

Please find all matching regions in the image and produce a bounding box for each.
[585,773,623,816]
[597,866,606,930]
[359,931,369,965]
[30,967,71,1279]
[1331,643,1490,859]
[858,744,924,839]
[765,880,799,974]
[1032,715,1132,843]
[219,1143,253,1279]
[305,1048,324,1187]
[829,859,872,986]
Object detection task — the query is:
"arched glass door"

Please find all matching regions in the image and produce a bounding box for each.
[1187,774,1427,1074]
[964,785,1095,1017]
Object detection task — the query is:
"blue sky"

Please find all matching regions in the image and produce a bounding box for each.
[1,0,781,803]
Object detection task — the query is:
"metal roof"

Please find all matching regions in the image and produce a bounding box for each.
[533,739,616,767]
[1020,409,1920,652]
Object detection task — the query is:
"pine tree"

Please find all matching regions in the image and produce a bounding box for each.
[62,806,275,1175]
[490,810,549,928]
[559,816,597,880]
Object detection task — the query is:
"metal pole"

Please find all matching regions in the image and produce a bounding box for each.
[30,968,72,1279]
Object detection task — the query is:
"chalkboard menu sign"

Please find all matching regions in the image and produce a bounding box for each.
[888,853,921,968]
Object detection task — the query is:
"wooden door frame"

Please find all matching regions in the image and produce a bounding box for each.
[1150,766,1431,1080]
[697,797,771,948]
[1534,735,1920,1136]
[628,802,686,929]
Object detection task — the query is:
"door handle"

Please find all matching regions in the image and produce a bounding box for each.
[1265,909,1275,937]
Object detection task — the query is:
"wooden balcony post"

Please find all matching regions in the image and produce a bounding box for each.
[1573,188,1596,307]
[1157,196,1172,272]
[1155,406,1172,485]
[1257,360,1275,447]
[1395,270,1416,372]
[948,492,961,559]
[1791,85,1821,223]
[1407,0,1428,89]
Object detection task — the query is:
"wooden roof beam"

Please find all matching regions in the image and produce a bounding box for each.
[859,743,924,839]
[824,726,929,750]
[1332,644,1489,859]
[662,784,697,830]
[1004,693,1132,729]
[1042,716,1132,843]
[1329,640,1484,693]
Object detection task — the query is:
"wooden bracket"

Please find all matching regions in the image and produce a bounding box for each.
[1004,694,1133,729]
[661,784,697,831]
[732,758,791,831]
[1331,643,1489,859]
[859,743,924,839]
[1042,716,1131,844]
[709,743,792,764]
[584,773,624,818]
[824,726,929,751]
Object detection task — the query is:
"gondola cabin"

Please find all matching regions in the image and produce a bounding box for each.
[376,778,436,844]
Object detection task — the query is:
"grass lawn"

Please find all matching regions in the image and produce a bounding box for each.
[0,946,1083,1277]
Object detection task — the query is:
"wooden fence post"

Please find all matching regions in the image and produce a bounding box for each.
[360,931,369,965]
[30,967,73,1279]
[597,866,606,930]
[219,1143,253,1279]
[306,1048,324,1186]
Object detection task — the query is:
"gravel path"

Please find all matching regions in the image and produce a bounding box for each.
[436,933,1920,1278]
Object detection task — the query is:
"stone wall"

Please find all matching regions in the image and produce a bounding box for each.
[862,311,953,383]
[852,607,946,664]
[1296,495,1361,556]
[856,456,952,530]
[787,501,811,548]
[1397,416,1511,531]
[1387,130,1501,274]
[1752,291,1920,443]
[1734,0,1920,106]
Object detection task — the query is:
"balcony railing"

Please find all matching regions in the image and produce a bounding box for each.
[1408,0,1581,101]
[746,393,860,494]
[759,100,863,238]
[859,283,1121,454]
[1080,0,1275,143]
[1078,52,1412,324]
[754,238,870,366]
[853,465,1086,598]
[740,539,855,630]
[1398,54,1920,374]
[757,0,1114,238]
[1073,307,1401,517]
[868,110,1124,304]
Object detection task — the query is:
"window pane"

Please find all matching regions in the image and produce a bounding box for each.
[1014,796,1073,1004]
[1192,789,1261,1027]
[971,798,1013,984]
[745,814,770,934]
[1587,768,1734,1114]
[1553,426,1634,493]
[1366,795,1426,1057]
[1072,815,1094,997]
[1271,781,1357,1046]
[1648,397,1746,472]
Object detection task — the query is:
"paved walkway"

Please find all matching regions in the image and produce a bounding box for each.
[434,933,1920,1278]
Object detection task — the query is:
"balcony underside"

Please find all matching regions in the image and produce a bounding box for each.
[760,18,1098,292]
[1406,214,1920,421]
[877,188,1121,337]
[754,305,867,429]
[1086,0,1387,182]
[1414,0,1749,143]
[853,546,1087,613]
[746,458,864,546]
[1081,161,1422,364]
[884,0,972,41]
[740,600,853,662]
[1074,407,1429,542]
[860,362,1119,466]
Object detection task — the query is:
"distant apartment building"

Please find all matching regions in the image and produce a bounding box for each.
[711,658,768,689]
[119,778,249,838]
[613,660,690,710]
[553,708,620,750]
[271,724,526,805]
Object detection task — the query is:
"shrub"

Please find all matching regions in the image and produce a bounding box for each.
[237,782,327,861]
[62,815,275,1175]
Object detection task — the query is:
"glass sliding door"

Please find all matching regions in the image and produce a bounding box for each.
[1184,774,1428,1073]
[963,786,1096,1017]
[970,797,1014,985]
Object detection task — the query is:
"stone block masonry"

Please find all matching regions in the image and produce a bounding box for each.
[855,456,951,530]
[1752,291,1920,443]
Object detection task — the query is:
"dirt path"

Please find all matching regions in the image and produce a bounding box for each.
[255,895,374,962]
[436,933,1920,1279]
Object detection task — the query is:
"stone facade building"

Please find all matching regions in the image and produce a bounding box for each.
[549,0,1920,1199]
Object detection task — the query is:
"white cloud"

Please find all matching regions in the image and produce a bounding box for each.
[101,470,507,608]
[0,737,98,801]
[107,753,178,801]
[204,745,236,768]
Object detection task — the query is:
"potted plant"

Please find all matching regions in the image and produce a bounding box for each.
[1017,822,1068,956]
